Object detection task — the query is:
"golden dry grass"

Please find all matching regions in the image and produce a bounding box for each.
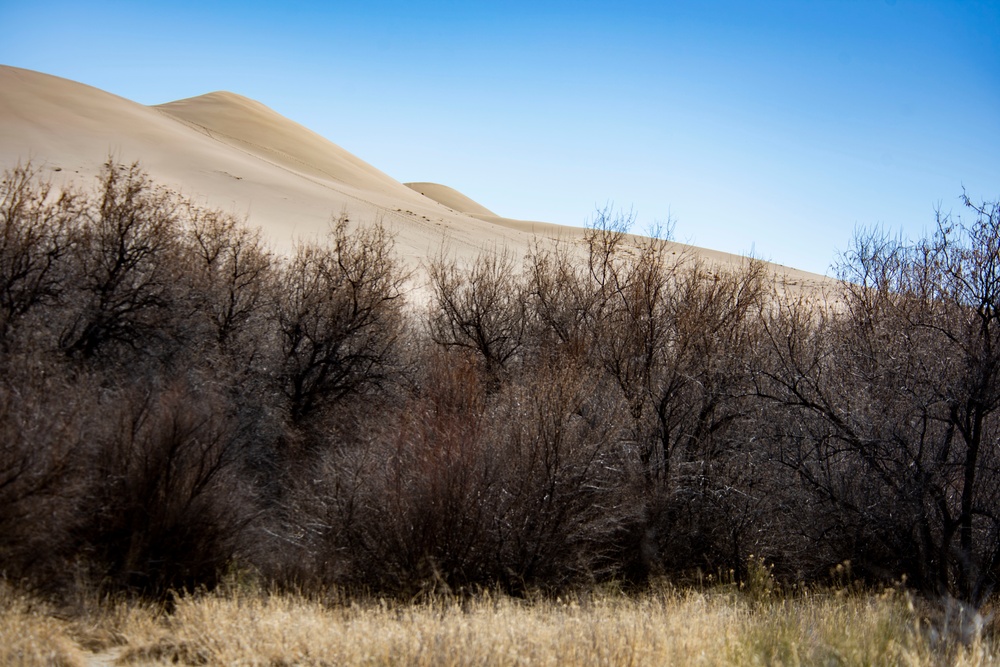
[0,584,88,667]
[2,579,999,666]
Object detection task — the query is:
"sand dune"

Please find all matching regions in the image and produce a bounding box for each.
[0,66,533,270]
[0,65,830,292]
[157,92,419,199]
[405,182,498,217]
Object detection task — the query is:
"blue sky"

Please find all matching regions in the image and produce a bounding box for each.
[3,0,998,275]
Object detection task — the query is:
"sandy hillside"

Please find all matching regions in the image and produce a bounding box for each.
[405,182,499,217]
[0,65,829,292]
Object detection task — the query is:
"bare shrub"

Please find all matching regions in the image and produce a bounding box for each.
[0,362,91,587]
[427,245,526,381]
[285,345,639,594]
[294,346,493,592]
[184,206,274,356]
[73,380,253,597]
[486,361,636,589]
[524,209,772,576]
[15,154,1000,607]
[415,208,775,580]
[58,160,186,361]
[0,162,78,350]
[272,216,407,427]
[756,197,1000,603]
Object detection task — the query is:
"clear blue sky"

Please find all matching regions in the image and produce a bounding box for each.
[3,0,998,275]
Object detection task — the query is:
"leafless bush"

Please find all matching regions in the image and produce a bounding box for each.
[486,361,638,589]
[74,380,253,596]
[57,160,188,361]
[8,156,998,605]
[0,162,78,350]
[283,346,640,594]
[272,216,407,427]
[265,346,483,590]
[427,245,526,381]
[184,206,274,357]
[418,211,777,581]
[756,197,1000,603]
[522,209,772,576]
[0,361,91,586]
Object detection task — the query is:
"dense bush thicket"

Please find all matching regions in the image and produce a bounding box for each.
[1,160,999,604]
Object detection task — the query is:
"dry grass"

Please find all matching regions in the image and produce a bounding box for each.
[2,579,1000,666]
[0,583,88,667]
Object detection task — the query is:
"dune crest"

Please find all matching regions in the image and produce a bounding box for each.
[405,182,498,217]
[157,92,415,197]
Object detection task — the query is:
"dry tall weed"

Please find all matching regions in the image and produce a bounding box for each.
[0,583,87,667]
[4,583,998,666]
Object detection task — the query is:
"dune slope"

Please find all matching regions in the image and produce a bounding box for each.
[405,182,498,217]
[0,65,830,289]
[157,92,418,199]
[0,66,536,266]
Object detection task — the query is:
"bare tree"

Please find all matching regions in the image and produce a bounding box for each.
[59,160,185,360]
[575,212,767,486]
[487,360,633,589]
[523,240,596,357]
[273,216,407,425]
[756,196,1000,604]
[427,245,527,381]
[185,207,274,354]
[0,163,78,350]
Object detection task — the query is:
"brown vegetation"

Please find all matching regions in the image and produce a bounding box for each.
[1,160,1000,619]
